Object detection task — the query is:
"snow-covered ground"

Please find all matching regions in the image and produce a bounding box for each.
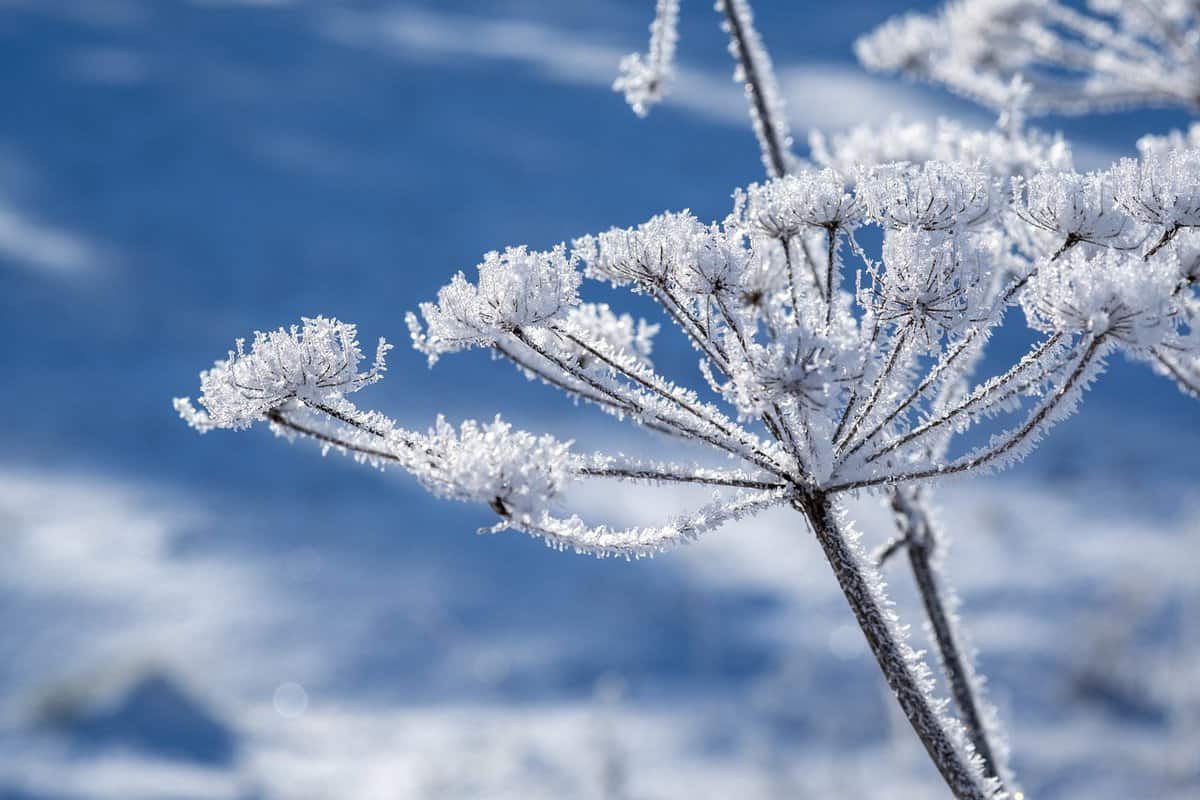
[0,1,1197,798]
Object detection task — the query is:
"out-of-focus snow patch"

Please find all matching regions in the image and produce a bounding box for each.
[317,7,981,133]
[0,459,1196,797]
[0,201,103,277]
[0,745,242,800]
[0,469,301,713]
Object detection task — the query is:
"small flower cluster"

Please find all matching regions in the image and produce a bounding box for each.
[407,245,580,363]
[175,316,389,431]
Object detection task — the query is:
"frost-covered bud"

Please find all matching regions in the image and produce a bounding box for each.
[563,302,659,368]
[1114,151,1200,246]
[613,0,679,117]
[408,245,580,362]
[577,212,736,293]
[1013,171,1130,251]
[1024,247,1179,350]
[744,169,862,239]
[414,416,575,521]
[872,229,990,347]
[859,162,995,231]
[613,53,668,118]
[174,316,389,431]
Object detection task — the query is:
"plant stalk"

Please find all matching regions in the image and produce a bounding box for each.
[796,491,992,800]
[888,490,1005,787]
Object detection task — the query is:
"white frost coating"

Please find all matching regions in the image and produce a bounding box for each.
[174,316,390,432]
[811,116,1074,184]
[743,169,862,239]
[412,415,574,520]
[1013,170,1131,254]
[614,0,681,117]
[1114,150,1200,254]
[1023,247,1179,351]
[519,488,789,558]
[408,245,581,363]
[856,0,1200,116]
[718,0,796,177]
[858,162,996,232]
[564,303,659,368]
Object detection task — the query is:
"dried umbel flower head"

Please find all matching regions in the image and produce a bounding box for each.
[408,245,581,363]
[576,211,705,287]
[1013,171,1130,257]
[743,169,862,240]
[415,416,575,522]
[859,162,995,231]
[1023,247,1179,350]
[1114,150,1200,256]
[811,116,1074,182]
[179,150,1199,550]
[871,228,990,348]
[174,316,389,432]
[563,303,659,369]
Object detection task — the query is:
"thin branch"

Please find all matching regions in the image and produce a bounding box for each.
[828,336,1103,492]
[1153,348,1200,397]
[860,333,1066,467]
[824,224,838,324]
[835,325,910,455]
[578,464,788,490]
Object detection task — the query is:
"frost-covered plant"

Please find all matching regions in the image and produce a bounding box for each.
[178,150,1198,799]
[174,3,1200,798]
[857,0,1200,116]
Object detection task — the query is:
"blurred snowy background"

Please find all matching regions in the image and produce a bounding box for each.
[0,0,1197,797]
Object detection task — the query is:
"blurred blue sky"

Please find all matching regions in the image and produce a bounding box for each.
[0,2,1197,798]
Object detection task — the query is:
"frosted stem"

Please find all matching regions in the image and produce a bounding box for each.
[888,490,1008,789]
[717,0,791,178]
[796,491,992,800]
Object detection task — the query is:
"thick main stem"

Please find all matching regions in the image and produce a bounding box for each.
[890,491,1004,786]
[796,491,991,800]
